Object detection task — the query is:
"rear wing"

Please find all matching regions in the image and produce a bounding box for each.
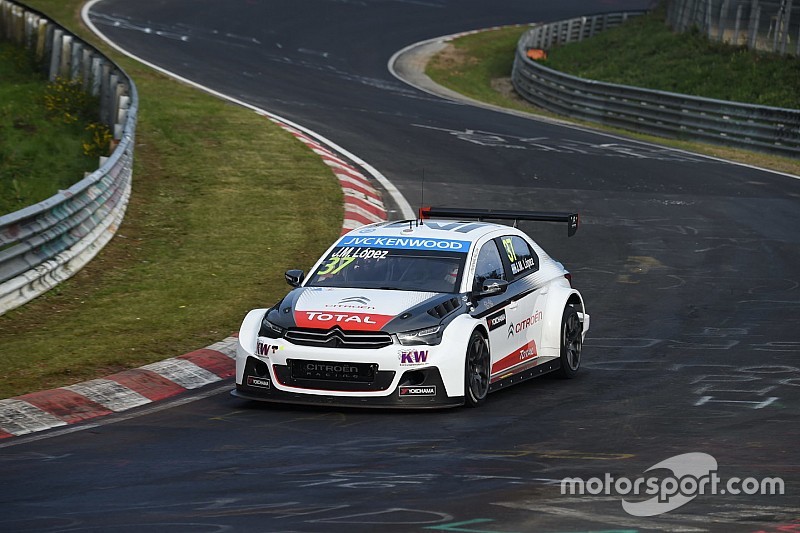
[419,206,579,237]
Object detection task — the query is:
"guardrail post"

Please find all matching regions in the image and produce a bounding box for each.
[48,27,61,80]
[112,77,124,139]
[90,55,102,96]
[35,17,46,61]
[81,47,92,90]
[99,60,111,125]
[23,11,32,47]
[13,4,23,43]
[108,72,119,131]
[59,34,71,78]
[70,40,82,81]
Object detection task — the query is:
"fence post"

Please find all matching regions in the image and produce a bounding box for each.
[734,3,743,44]
[780,0,793,54]
[681,0,695,30]
[796,17,800,54]
[748,0,760,49]
[718,0,730,42]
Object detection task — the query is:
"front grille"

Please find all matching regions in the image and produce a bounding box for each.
[285,326,393,349]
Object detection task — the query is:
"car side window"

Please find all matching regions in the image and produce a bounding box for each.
[500,235,539,279]
[473,241,506,291]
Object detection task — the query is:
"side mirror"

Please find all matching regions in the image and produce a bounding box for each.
[477,278,508,298]
[285,269,305,288]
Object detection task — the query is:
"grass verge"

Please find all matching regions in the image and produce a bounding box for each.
[0,42,102,215]
[425,20,800,176]
[0,1,342,398]
[543,9,800,110]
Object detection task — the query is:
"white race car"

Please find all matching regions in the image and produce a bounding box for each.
[233,207,589,408]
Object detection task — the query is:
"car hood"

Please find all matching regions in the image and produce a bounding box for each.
[270,287,463,333]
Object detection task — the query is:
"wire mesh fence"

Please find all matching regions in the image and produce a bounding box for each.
[666,0,800,55]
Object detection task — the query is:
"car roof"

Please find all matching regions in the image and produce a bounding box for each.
[341,219,520,244]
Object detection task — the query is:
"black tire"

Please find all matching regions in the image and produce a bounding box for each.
[556,305,583,378]
[464,330,490,407]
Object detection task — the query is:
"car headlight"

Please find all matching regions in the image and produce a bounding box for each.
[260,317,287,338]
[396,325,442,346]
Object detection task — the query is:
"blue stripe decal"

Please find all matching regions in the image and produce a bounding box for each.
[338,235,470,252]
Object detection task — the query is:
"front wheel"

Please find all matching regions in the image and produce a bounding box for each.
[464,330,490,407]
[556,305,583,378]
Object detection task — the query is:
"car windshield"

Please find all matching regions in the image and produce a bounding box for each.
[306,246,467,293]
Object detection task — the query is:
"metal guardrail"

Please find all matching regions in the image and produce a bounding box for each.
[511,11,800,157]
[0,0,137,315]
[666,0,800,57]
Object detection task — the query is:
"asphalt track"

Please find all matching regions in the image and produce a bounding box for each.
[2,0,799,531]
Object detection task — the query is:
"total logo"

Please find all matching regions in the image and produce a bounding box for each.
[295,310,393,330]
[399,349,429,365]
[518,345,536,361]
[305,311,377,324]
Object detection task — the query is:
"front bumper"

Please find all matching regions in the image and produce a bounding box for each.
[233,354,463,408]
[232,319,469,409]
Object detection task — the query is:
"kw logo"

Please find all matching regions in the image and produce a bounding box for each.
[256,341,280,356]
[400,350,429,365]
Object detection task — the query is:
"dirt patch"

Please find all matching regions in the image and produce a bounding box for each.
[428,42,478,72]
[490,77,535,108]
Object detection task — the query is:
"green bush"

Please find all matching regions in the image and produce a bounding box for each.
[0,44,100,215]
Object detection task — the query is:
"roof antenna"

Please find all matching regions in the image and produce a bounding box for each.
[417,168,425,227]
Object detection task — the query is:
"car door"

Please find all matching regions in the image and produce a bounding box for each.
[490,235,548,380]
[471,239,514,369]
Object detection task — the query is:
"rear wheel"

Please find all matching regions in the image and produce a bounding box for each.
[464,330,490,407]
[556,305,582,378]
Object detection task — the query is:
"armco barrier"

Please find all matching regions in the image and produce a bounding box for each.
[0,0,136,315]
[511,11,800,157]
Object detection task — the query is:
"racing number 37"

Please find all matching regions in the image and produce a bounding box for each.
[502,238,517,262]
[317,256,355,275]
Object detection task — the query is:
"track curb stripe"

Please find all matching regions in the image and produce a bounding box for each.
[0,399,68,437]
[0,341,237,438]
[107,368,188,402]
[19,389,114,424]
